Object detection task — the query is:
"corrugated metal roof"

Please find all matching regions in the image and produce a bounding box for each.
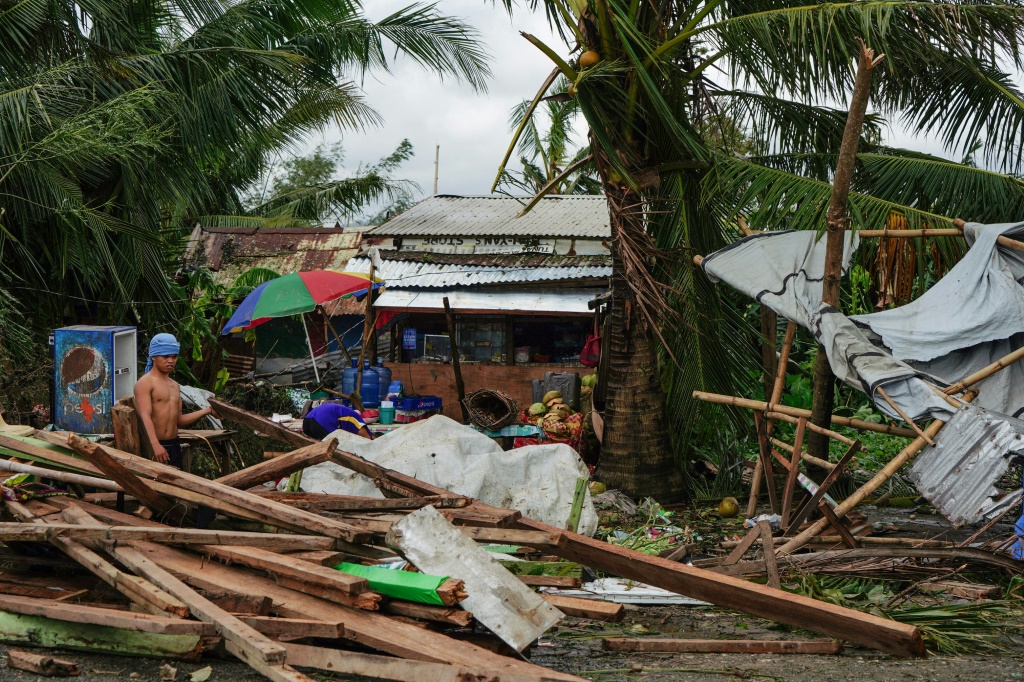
[345,255,611,288]
[908,403,1024,527]
[370,250,611,267]
[186,226,363,287]
[366,195,611,238]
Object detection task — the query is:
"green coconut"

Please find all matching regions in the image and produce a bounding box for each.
[528,402,548,416]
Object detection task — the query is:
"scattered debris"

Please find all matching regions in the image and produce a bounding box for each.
[6,649,81,676]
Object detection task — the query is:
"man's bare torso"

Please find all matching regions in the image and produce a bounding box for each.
[136,373,180,440]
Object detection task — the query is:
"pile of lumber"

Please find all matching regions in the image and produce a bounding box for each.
[0,398,932,681]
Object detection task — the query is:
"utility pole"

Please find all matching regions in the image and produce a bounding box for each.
[433,143,440,195]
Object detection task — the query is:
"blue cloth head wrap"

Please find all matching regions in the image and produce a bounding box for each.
[145,333,180,373]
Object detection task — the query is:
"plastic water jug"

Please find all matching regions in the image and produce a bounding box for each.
[360,360,380,408]
[375,358,392,406]
[341,358,358,397]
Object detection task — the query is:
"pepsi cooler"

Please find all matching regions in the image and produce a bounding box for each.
[53,326,137,434]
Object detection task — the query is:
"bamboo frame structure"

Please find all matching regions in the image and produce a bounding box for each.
[858,220,1024,252]
[875,386,933,445]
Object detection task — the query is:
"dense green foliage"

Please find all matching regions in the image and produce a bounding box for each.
[0,0,489,342]
[499,0,1024,486]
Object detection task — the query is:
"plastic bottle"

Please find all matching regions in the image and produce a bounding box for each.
[360,359,380,408]
[341,358,358,397]
[375,358,392,407]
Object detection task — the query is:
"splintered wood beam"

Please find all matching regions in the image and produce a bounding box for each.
[67,434,177,519]
[602,638,842,654]
[214,438,337,490]
[42,431,369,544]
[7,649,82,676]
[382,601,475,627]
[0,522,335,550]
[0,594,207,635]
[257,492,470,512]
[541,595,624,622]
[197,546,371,597]
[782,440,860,537]
[780,418,806,527]
[4,500,188,618]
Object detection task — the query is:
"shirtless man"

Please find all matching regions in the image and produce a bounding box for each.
[134,333,214,468]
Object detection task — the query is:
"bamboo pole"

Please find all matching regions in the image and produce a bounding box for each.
[0,458,121,491]
[770,437,834,470]
[859,223,1024,252]
[765,411,857,446]
[942,343,1024,395]
[875,386,933,445]
[776,418,945,556]
[692,391,917,438]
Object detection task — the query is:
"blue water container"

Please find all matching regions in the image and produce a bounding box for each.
[341,358,358,397]
[360,360,380,408]
[375,358,392,406]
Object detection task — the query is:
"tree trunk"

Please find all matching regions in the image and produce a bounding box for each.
[595,185,683,501]
[807,42,882,459]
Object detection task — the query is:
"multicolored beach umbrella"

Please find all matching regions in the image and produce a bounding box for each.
[222,270,383,334]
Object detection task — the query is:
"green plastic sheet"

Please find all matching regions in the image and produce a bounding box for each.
[334,562,449,605]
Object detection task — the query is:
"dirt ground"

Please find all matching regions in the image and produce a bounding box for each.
[0,505,1018,681]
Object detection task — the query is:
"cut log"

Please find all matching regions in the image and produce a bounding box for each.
[541,595,624,622]
[7,649,81,676]
[111,403,142,456]
[215,438,337,490]
[602,638,842,654]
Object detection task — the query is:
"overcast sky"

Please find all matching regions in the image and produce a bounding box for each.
[318,1,951,204]
[322,2,580,199]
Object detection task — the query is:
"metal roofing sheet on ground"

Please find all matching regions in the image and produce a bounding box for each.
[367,195,611,238]
[908,403,1024,527]
[345,256,611,288]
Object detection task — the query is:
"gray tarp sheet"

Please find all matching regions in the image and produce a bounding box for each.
[701,223,1024,526]
[701,222,1024,423]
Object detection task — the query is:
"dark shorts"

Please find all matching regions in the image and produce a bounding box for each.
[159,438,183,470]
[302,417,332,440]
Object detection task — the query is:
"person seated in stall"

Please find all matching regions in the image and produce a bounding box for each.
[303,402,372,440]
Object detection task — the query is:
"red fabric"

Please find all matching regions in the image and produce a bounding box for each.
[297,271,375,305]
[579,314,601,366]
[375,311,400,330]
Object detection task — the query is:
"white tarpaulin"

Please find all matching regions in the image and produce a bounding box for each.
[701,223,1024,423]
[300,415,599,536]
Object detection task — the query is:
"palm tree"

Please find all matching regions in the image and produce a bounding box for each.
[499,79,601,195]
[495,0,1024,499]
[0,0,489,333]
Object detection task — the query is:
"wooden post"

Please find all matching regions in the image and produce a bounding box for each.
[807,40,884,462]
[747,321,797,517]
[111,404,141,456]
[780,418,806,527]
[443,296,469,422]
[754,413,779,514]
[353,262,376,410]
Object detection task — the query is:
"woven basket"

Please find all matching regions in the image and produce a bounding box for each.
[462,389,519,431]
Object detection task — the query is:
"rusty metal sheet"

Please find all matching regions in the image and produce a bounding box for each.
[908,404,1024,527]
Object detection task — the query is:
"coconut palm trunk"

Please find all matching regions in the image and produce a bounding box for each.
[598,184,682,500]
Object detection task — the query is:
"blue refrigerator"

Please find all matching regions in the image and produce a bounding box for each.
[53,326,137,434]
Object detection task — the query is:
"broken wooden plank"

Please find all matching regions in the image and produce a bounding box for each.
[515,517,926,658]
[0,595,207,635]
[108,543,289,667]
[918,581,1002,600]
[540,595,624,622]
[602,638,842,654]
[112,403,142,456]
[214,438,337,490]
[782,439,860,537]
[125,541,582,680]
[818,502,859,548]
[198,545,371,597]
[517,576,582,588]
[238,616,344,640]
[780,418,806,526]
[459,527,564,548]
[0,610,204,659]
[7,649,81,676]
[0,522,336,550]
[67,434,177,519]
[286,550,348,567]
[258,492,469,512]
[5,499,188,618]
[758,520,780,589]
[382,601,474,627]
[386,507,562,652]
[281,642,584,682]
[49,432,370,544]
